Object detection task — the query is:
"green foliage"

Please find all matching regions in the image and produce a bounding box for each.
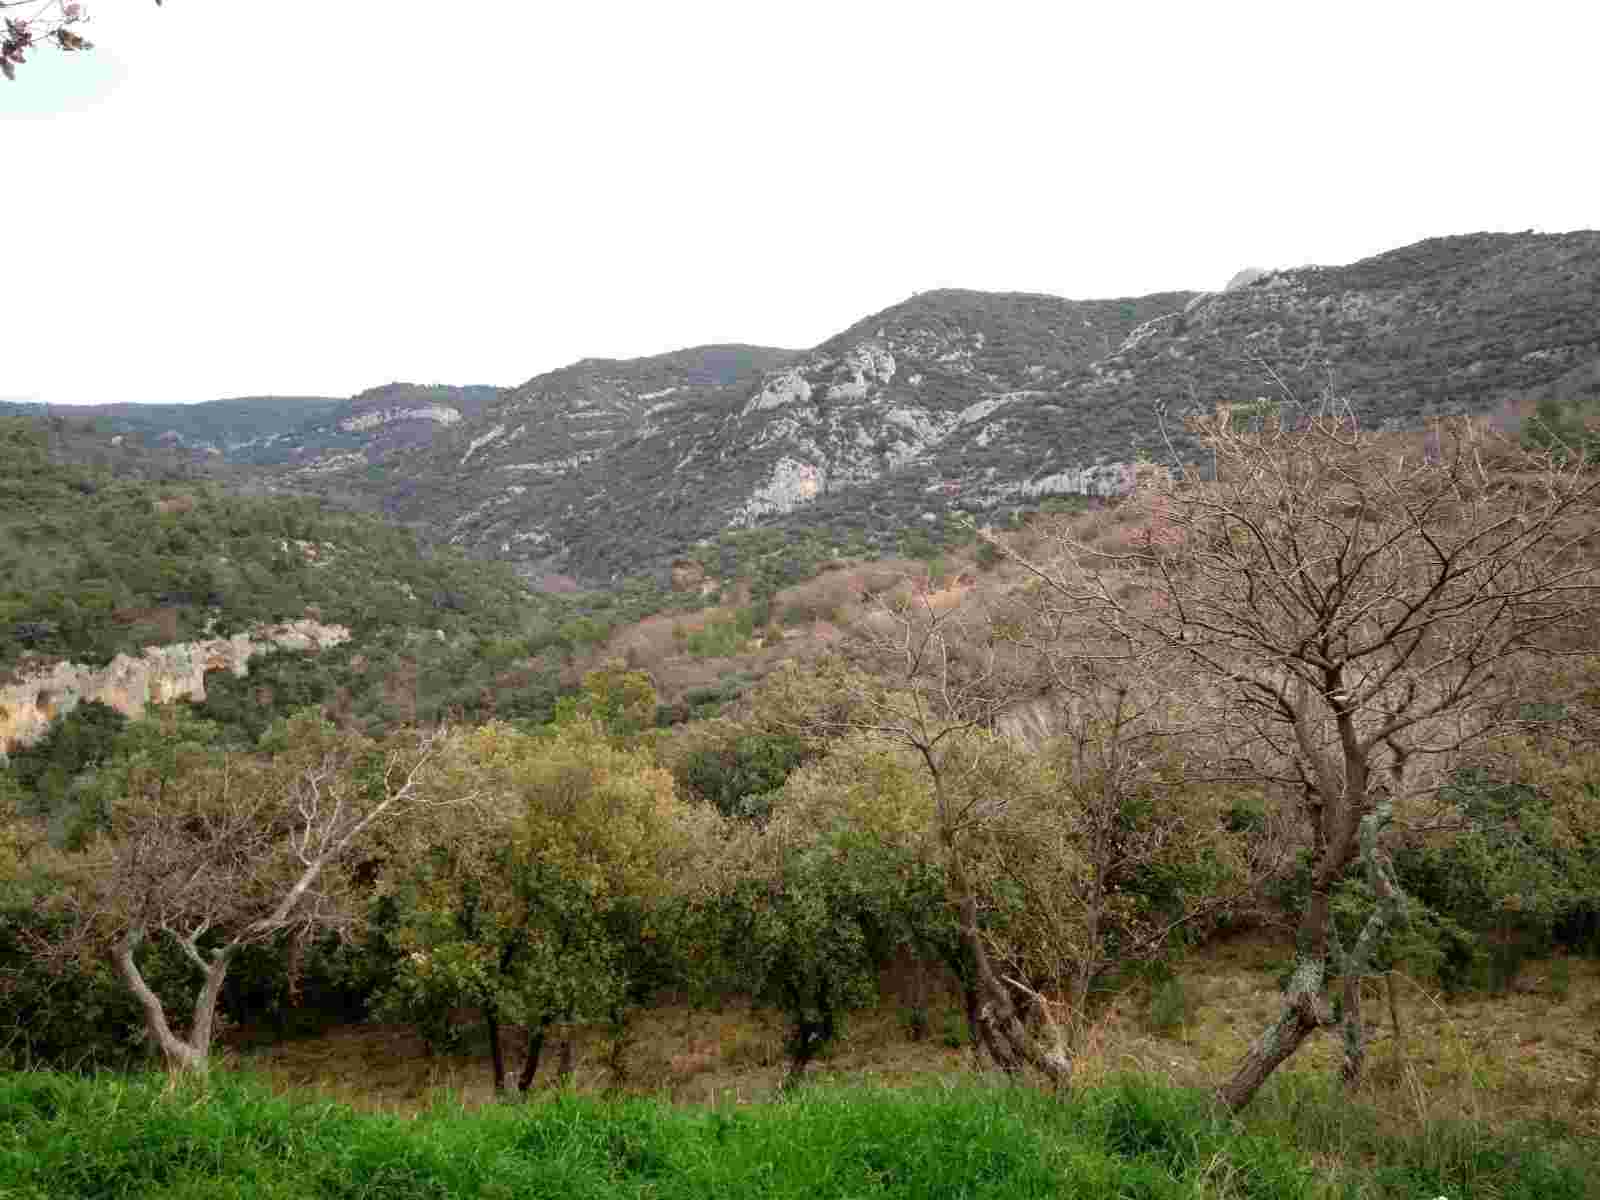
[1243,1072,1597,1200]
[677,730,811,821]
[716,829,947,1075]
[2,704,231,851]
[1144,975,1197,1035]
[1522,396,1600,462]
[1382,767,1600,991]
[689,528,843,597]
[0,415,532,676]
[0,899,179,1072]
[683,614,749,659]
[4,701,126,822]
[553,664,658,738]
[1037,495,1091,517]
[375,722,706,1080]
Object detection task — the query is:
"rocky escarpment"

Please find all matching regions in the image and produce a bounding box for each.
[0,620,350,757]
[694,232,1600,544]
[705,287,1195,525]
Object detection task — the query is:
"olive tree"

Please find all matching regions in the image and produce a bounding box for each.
[767,612,1081,1088]
[710,737,951,1089]
[39,711,447,1075]
[378,719,715,1094]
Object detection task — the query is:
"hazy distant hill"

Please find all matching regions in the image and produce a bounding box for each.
[0,395,345,454]
[223,383,504,469]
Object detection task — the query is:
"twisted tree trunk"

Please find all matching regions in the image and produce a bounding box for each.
[1221,803,1405,1110]
[1219,864,1338,1111]
[1336,804,1406,1089]
[112,928,232,1076]
[948,848,1071,1089]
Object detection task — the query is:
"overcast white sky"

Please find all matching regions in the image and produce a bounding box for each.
[4,1,1597,406]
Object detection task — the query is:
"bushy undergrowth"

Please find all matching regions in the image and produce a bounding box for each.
[0,1071,1592,1200]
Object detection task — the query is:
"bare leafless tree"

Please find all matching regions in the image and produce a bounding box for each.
[43,714,449,1075]
[1006,407,1600,1110]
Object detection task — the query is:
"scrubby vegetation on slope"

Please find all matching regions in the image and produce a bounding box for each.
[3,398,1599,1200]
[0,414,530,673]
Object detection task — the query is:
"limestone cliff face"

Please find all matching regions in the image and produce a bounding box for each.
[0,620,350,757]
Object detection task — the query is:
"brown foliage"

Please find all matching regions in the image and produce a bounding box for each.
[1003,406,1600,1109]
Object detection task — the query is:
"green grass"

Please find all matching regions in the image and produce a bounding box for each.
[0,1070,1593,1200]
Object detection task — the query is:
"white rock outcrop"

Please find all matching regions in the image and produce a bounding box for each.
[460,423,507,466]
[0,620,351,758]
[743,368,814,416]
[989,462,1136,501]
[735,457,824,523]
[824,343,897,401]
[338,405,461,433]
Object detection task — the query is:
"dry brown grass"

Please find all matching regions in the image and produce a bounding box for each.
[231,942,1600,1133]
[603,558,973,703]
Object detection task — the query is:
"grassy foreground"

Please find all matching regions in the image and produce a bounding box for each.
[0,1071,1593,1200]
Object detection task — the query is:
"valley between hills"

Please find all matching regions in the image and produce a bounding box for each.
[3,229,1599,1200]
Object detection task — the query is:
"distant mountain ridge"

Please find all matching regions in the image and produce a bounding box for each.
[369,231,1599,580]
[27,230,1600,583]
[0,396,346,453]
[0,385,505,469]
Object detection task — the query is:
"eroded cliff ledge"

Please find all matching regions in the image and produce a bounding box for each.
[0,620,350,757]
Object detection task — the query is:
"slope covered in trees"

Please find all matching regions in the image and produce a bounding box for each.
[0,415,532,676]
[3,410,1595,1143]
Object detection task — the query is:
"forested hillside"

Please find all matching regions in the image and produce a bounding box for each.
[0,416,532,674]
[0,415,603,755]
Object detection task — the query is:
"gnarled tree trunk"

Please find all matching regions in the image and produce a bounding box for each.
[1219,842,1340,1111]
[948,847,1071,1089]
[1335,803,1407,1089]
[112,927,232,1076]
[1221,802,1406,1110]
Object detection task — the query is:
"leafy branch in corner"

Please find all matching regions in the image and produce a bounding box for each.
[1,1,160,83]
